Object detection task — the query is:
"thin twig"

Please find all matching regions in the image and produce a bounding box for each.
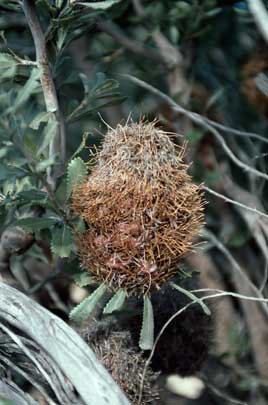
[203,186,268,220]
[97,19,164,64]
[260,260,268,293]
[138,289,268,404]
[206,381,247,405]
[206,120,268,145]
[22,0,66,190]
[44,283,69,314]
[27,264,65,295]
[203,229,268,316]
[123,74,268,181]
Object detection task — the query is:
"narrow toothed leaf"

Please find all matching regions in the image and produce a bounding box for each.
[170,282,211,316]
[13,217,58,232]
[103,289,127,314]
[51,225,73,258]
[66,157,87,199]
[139,296,154,351]
[74,272,93,287]
[69,283,107,324]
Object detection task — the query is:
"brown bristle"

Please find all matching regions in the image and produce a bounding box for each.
[72,121,205,296]
[91,331,160,404]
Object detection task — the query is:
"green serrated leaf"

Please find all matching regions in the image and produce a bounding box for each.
[66,157,87,199]
[51,225,73,258]
[0,52,17,79]
[17,189,48,205]
[13,217,58,232]
[37,115,58,156]
[69,283,107,324]
[74,0,121,10]
[139,296,154,351]
[170,282,211,316]
[103,289,127,314]
[74,272,93,287]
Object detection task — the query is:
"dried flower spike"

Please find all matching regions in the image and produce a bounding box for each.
[72,121,205,296]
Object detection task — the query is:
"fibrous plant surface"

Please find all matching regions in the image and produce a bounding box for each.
[91,330,159,404]
[72,121,205,296]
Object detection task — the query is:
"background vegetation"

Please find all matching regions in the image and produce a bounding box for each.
[1,0,268,404]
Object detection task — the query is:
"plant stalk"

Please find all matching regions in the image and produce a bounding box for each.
[22,0,66,190]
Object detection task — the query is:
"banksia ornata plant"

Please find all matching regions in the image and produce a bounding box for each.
[70,121,206,348]
[72,121,204,294]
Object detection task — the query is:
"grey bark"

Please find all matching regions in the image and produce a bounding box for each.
[0,282,130,405]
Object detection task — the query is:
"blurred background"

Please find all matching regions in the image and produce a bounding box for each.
[1,0,268,404]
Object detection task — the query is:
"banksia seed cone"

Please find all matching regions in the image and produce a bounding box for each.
[91,331,159,404]
[123,279,213,375]
[72,121,205,296]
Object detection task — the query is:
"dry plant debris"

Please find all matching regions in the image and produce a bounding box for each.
[72,121,205,296]
[91,330,160,404]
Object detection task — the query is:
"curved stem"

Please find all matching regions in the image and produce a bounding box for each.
[22,0,66,190]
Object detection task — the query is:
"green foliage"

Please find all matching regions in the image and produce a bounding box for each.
[9,68,40,114]
[74,272,93,287]
[29,112,51,130]
[170,282,211,316]
[37,114,58,156]
[13,217,59,232]
[1,1,268,401]
[66,157,88,199]
[74,0,122,9]
[0,53,18,80]
[103,289,127,314]
[69,283,107,324]
[67,73,126,123]
[51,224,73,258]
[139,296,154,350]
[0,164,25,181]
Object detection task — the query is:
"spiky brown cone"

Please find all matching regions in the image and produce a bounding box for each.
[72,121,205,296]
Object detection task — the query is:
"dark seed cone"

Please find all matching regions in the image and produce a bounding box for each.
[120,278,213,376]
[89,330,160,404]
[72,121,205,296]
